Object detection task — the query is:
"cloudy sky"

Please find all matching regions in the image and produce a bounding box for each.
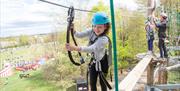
[0,0,138,37]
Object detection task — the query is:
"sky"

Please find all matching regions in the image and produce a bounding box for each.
[0,0,138,37]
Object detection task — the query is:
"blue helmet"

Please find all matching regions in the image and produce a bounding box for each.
[92,12,110,25]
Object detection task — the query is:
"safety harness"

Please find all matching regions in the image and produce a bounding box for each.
[86,32,112,90]
[145,23,155,40]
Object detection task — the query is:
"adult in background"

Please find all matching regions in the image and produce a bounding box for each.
[153,12,168,58]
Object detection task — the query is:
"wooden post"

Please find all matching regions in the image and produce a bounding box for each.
[158,59,168,84]
[157,67,168,91]
[147,61,154,85]
[147,0,153,16]
[146,0,156,84]
[158,67,168,84]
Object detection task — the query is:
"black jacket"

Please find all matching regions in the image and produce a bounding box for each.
[155,21,167,38]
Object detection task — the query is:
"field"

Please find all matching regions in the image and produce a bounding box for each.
[0,69,64,91]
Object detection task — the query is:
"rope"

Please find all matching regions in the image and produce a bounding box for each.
[66,6,84,66]
[39,0,95,13]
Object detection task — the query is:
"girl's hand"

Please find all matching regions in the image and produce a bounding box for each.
[66,43,71,51]
[65,43,81,51]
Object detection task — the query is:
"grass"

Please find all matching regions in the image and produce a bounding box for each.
[0,42,69,91]
[0,69,64,91]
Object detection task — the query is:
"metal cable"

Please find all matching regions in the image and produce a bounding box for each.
[39,0,95,13]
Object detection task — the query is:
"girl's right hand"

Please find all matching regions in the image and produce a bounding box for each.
[65,43,81,51]
[66,43,72,51]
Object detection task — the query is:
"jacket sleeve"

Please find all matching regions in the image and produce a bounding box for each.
[80,36,108,53]
[74,29,92,38]
[155,22,166,28]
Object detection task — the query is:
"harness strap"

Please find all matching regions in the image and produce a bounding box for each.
[99,71,112,89]
[87,62,112,90]
[66,6,84,66]
[106,35,112,66]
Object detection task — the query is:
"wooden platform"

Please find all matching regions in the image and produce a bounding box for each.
[117,55,154,91]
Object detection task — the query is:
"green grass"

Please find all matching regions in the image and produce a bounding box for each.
[0,69,64,91]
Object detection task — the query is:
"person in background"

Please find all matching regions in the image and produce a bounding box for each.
[145,16,155,54]
[153,12,168,58]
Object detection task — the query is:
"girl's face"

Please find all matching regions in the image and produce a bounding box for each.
[93,24,106,36]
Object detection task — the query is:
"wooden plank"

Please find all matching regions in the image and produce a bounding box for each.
[145,85,162,91]
[153,84,180,90]
[170,56,180,59]
[166,64,180,71]
[167,46,180,51]
[118,55,153,91]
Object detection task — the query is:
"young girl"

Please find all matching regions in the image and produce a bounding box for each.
[145,16,155,54]
[66,12,111,91]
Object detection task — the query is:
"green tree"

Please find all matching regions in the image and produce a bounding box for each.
[116,9,147,70]
[19,35,29,46]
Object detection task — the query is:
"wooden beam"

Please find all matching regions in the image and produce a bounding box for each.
[167,46,180,51]
[118,55,153,91]
[170,56,180,59]
[145,85,162,91]
[153,84,180,90]
[166,64,180,71]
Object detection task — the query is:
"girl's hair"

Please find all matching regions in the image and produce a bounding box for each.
[102,23,110,35]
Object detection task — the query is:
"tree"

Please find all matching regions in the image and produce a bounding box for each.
[19,35,29,46]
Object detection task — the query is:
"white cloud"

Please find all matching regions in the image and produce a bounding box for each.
[0,0,56,37]
[115,0,138,10]
[0,0,139,37]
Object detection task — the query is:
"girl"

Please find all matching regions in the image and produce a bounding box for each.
[145,16,155,54]
[66,12,111,91]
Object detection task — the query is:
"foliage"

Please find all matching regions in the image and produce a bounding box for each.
[118,60,129,69]
[42,51,83,88]
[19,35,29,46]
[91,1,109,12]
[115,8,147,68]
